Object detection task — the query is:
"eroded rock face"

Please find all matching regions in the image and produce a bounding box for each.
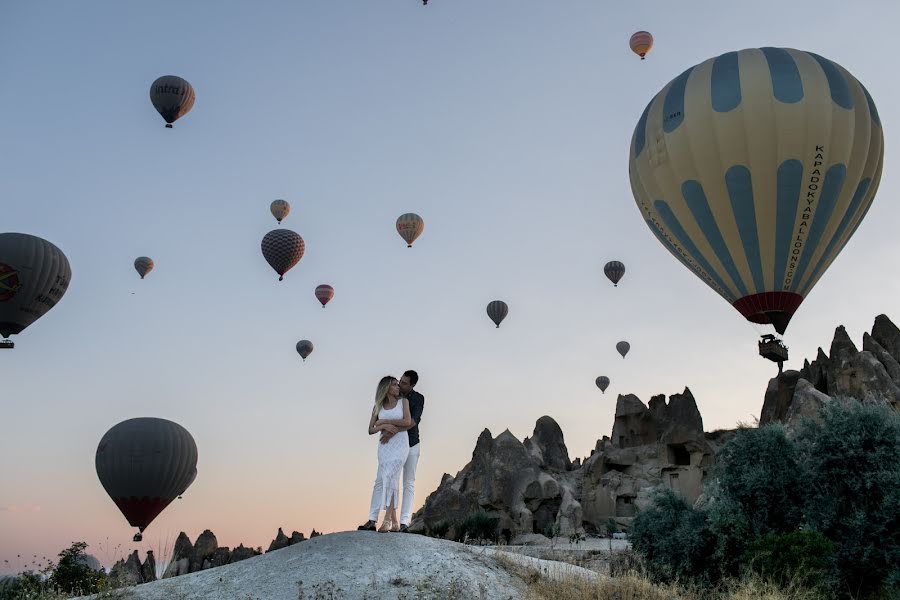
[162,531,263,579]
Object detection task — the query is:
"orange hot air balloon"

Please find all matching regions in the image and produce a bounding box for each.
[630,31,653,60]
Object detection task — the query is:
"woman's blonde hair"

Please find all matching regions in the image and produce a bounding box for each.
[374,375,397,413]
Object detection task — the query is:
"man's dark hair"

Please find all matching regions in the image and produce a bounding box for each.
[403,370,419,386]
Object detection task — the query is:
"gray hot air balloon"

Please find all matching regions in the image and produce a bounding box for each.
[486,300,508,328]
[616,341,630,358]
[149,75,196,128]
[0,233,72,349]
[95,417,198,542]
[604,261,625,287]
[134,257,154,279]
[270,199,291,224]
[396,213,424,248]
[261,229,305,281]
[296,339,314,361]
[596,376,610,393]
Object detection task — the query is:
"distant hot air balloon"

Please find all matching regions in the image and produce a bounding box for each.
[604,261,626,287]
[134,257,154,280]
[616,341,630,358]
[270,199,291,224]
[396,213,424,248]
[629,48,883,335]
[315,284,334,308]
[296,339,314,361]
[487,300,508,328]
[261,229,305,281]
[149,75,195,128]
[630,31,653,60]
[596,376,610,393]
[0,233,72,349]
[95,417,198,542]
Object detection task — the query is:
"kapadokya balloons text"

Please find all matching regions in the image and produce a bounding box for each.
[487,300,508,328]
[604,261,625,287]
[261,229,305,281]
[134,257,154,280]
[629,48,883,334]
[149,76,195,128]
[315,284,334,308]
[596,376,610,393]
[296,339,314,361]
[616,341,630,358]
[95,417,198,541]
[630,31,653,60]
[396,213,424,248]
[270,199,290,224]
[0,233,72,345]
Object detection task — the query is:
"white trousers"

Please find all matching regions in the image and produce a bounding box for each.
[368,443,421,524]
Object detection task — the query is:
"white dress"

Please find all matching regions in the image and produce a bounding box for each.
[376,399,410,509]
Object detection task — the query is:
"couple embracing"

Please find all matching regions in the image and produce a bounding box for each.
[358,370,424,533]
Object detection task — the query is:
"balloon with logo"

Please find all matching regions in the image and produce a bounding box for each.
[629,48,883,334]
[296,339,314,361]
[261,230,305,281]
[596,376,610,393]
[604,261,626,287]
[95,417,198,541]
[134,257,154,280]
[629,31,653,60]
[486,300,508,328]
[396,213,424,248]
[270,199,291,224]
[616,341,630,358]
[0,233,72,348]
[149,75,195,128]
[315,284,334,308]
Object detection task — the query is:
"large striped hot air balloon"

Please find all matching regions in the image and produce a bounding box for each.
[149,76,195,128]
[630,31,653,60]
[261,229,305,281]
[95,418,198,541]
[0,233,72,349]
[486,300,508,328]
[629,48,883,334]
[604,261,626,287]
[134,257,154,280]
[315,284,334,308]
[396,213,424,248]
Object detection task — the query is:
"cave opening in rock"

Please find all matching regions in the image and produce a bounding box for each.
[667,443,691,466]
[532,498,562,535]
[615,495,635,518]
[604,462,629,474]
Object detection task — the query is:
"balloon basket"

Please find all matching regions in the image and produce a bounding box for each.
[165,124,173,129]
[133,533,143,542]
[0,339,14,349]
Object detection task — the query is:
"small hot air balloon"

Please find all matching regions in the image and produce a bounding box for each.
[296,339,314,361]
[0,233,72,349]
[270,199,291,224]
[629,31,653,60]
[604,261,625,287]
[315,284,334,308]
[396,213,424,248]
[261,229,305,281]
[487,300,508,328]
[629,48,883,335]
[616,341,630,358]
[596,376,610,393]
[95,418,198,542]
[149,75,196,128]
[134,257,154,280]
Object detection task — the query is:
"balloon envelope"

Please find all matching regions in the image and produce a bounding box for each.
[396,213,424,247]
[134,257,154,279]
[629,48,883,334]
[0,233,71,340]
[630,31,653,59]
[315,284,334,307]
[270,199,290,224]
[604,261,626,287]
[261,229,305,281]
[616,341,630,358]
[296,340,314,360]
[596,376,610,393]
[487,300,508,328]
[149,75,195,128]
[95,418,198,533]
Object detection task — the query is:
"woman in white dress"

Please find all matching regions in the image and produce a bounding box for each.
[358,376,411,532]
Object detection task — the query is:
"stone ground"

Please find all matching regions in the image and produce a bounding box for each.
[73,531,603,600]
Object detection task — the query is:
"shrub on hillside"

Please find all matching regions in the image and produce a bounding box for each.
[458,511,499,542]
[742,530,836,593]
[427,520,451,539]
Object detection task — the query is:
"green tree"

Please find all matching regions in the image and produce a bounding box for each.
[48,541,107,595]
[742,530,836,593]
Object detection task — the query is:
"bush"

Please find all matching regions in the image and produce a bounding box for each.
[795,401,900,599]
[630,488,718,586]
[458,511,499,542]
[742,530,836,593]
[48,541,107,595]
[605,517,619,536]
[427,520,450,539]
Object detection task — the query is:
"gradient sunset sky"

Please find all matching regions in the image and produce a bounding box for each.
[2,0,899,573]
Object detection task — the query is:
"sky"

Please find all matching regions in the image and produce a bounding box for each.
[1,0,898,573]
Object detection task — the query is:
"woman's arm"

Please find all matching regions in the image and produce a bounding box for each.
[368,406,393,435]
[374,399,412,428]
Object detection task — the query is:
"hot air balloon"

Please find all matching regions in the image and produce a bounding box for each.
[629,48,883,335]
[261,229,305,281]
[396,213,424,248]
[604,261,626,287]
[270,199,291,224]
[487,300,508,328]
[149,75,195,128]
[95,418,198,542]
[296,339,314,361]
[630,31,653,60]
[134,257,154,280]
[616,341,630,358]
[315,284,334,308]
[0,233,72,349]
[596,376,610,393]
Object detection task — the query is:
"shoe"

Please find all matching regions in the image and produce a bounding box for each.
[378,518,393,533]
[398,524,410,533]
[357,521,376,531]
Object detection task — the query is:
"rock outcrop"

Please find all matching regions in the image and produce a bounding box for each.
[162,530,263,579]
[109,550,155,585]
